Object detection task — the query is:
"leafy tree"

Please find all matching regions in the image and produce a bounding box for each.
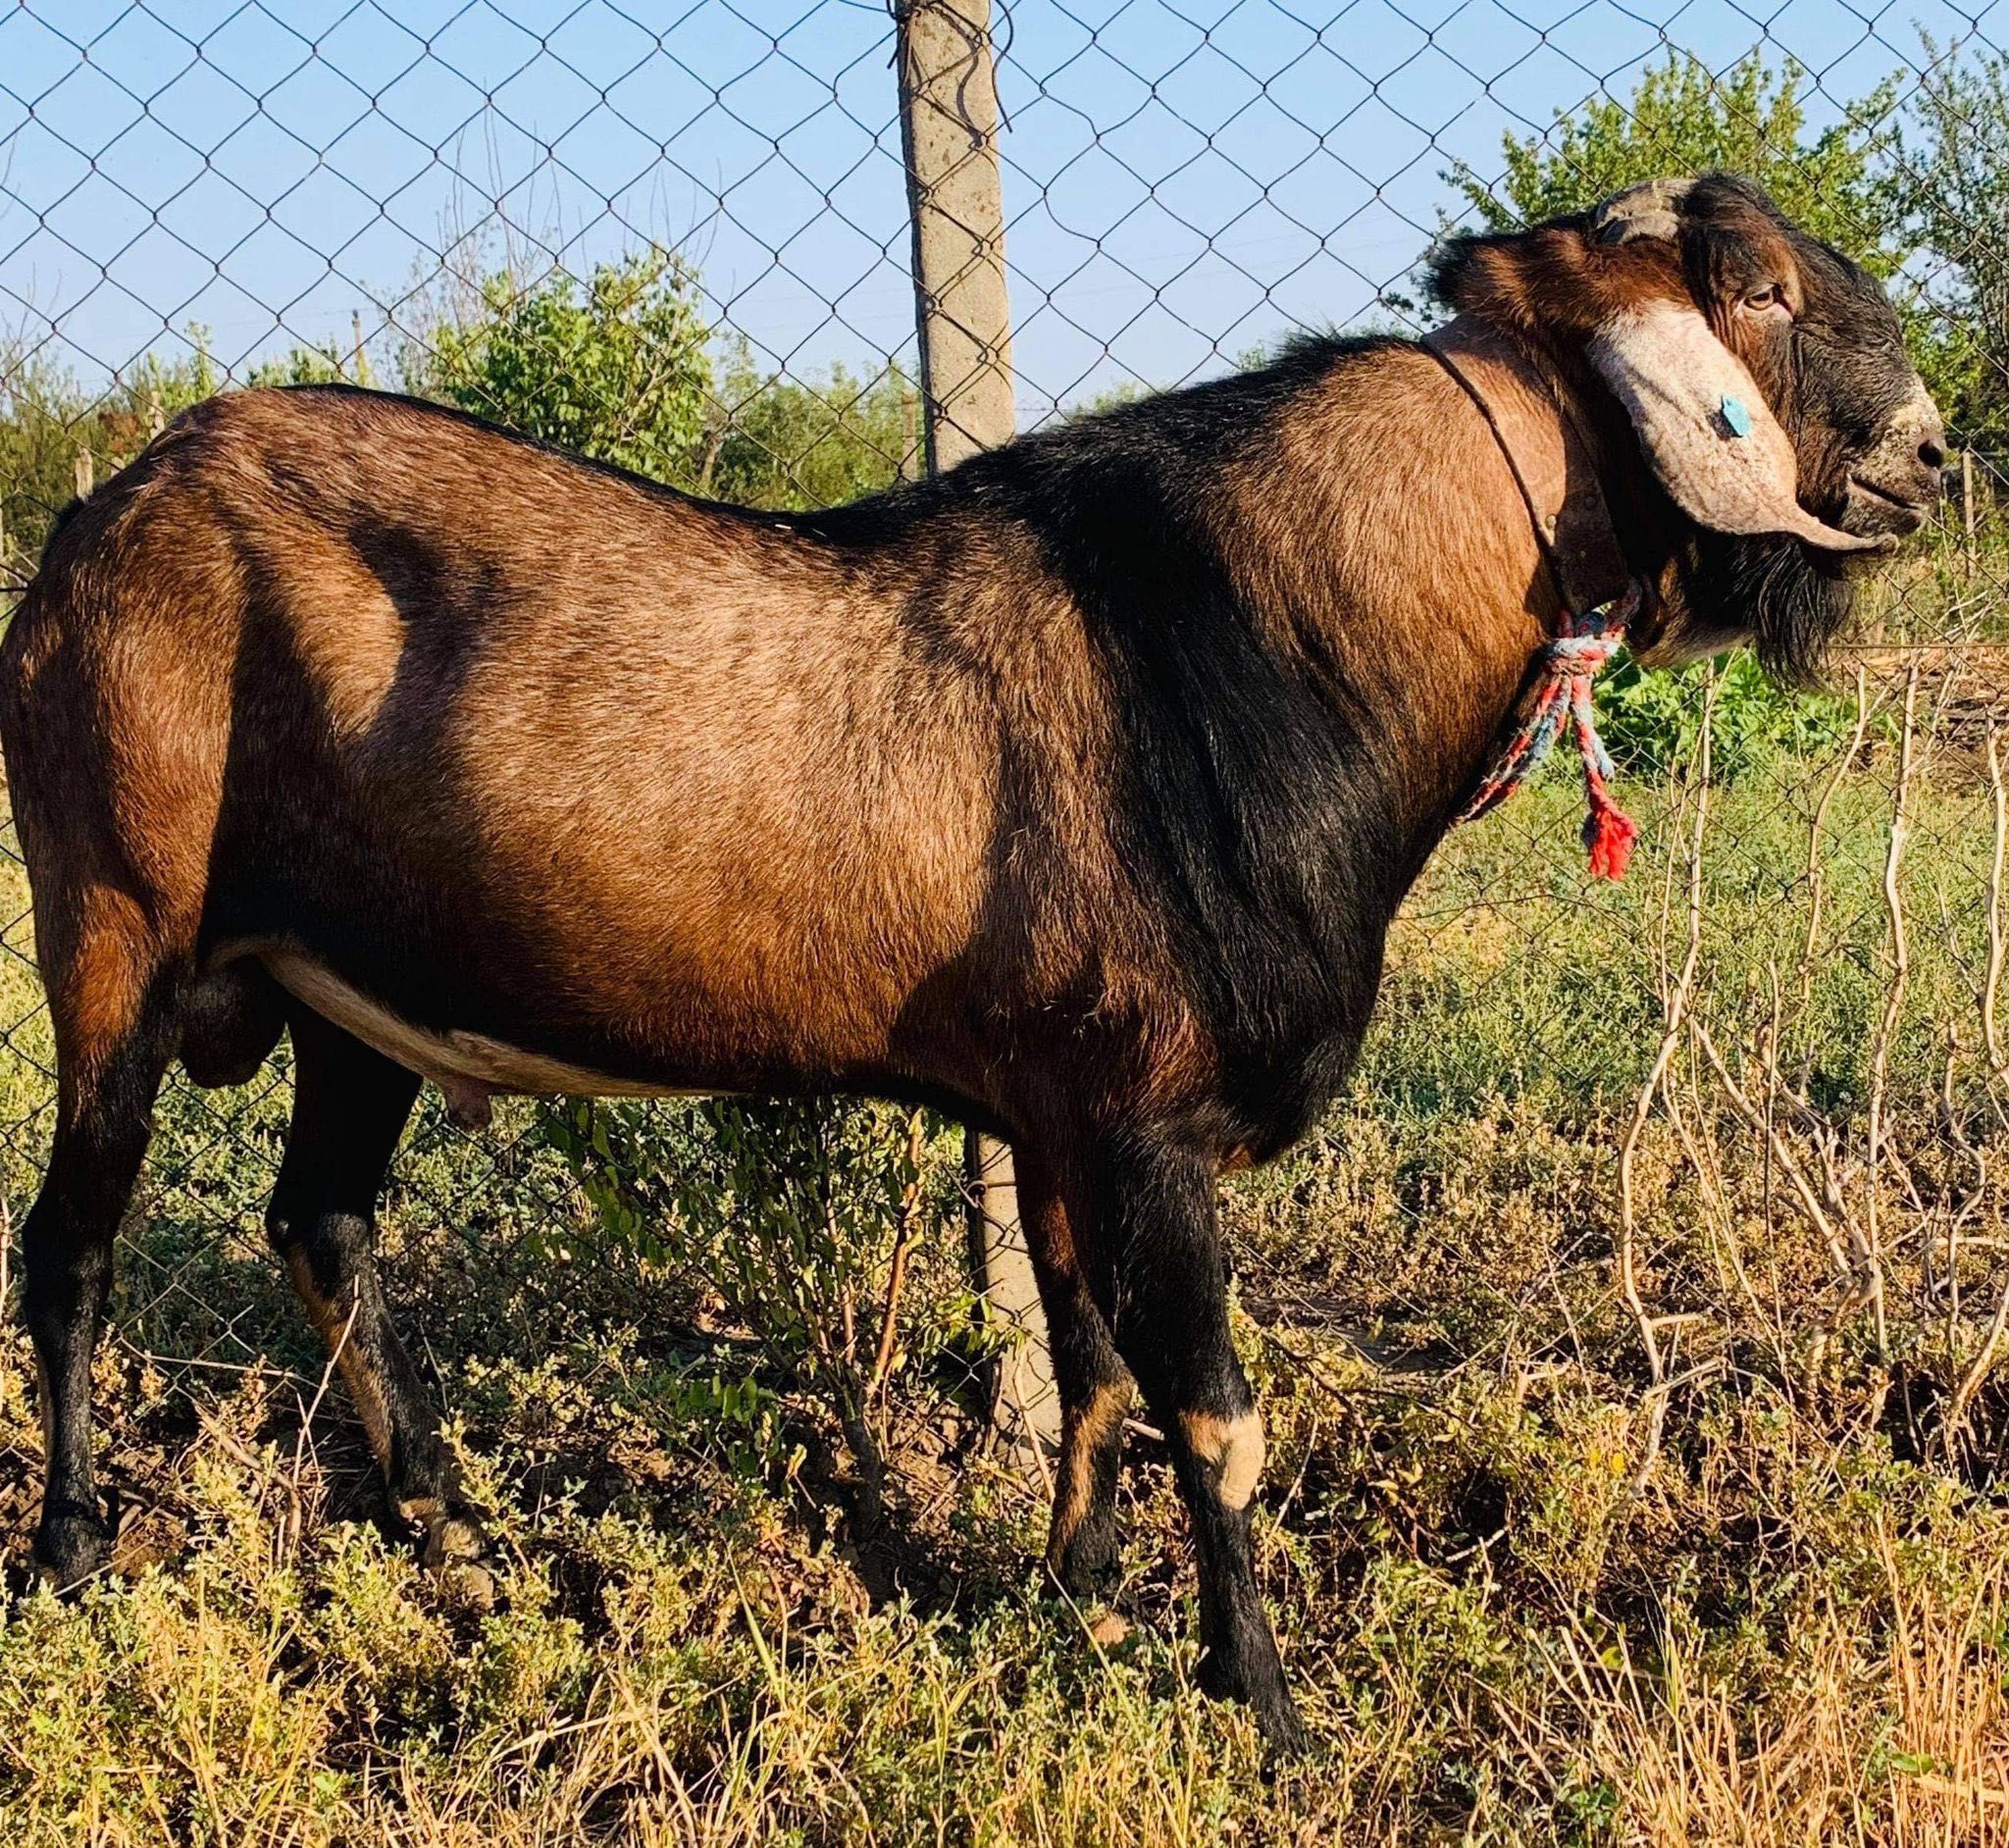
[706,351,915,510]
[1887,39,2009,449]
[1,327,221,579]
[406,251,713,481]
[397,255,924,518]
[1449,53,1906,276]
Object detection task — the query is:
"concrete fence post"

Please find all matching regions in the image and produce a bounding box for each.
[893,0,1059,1454]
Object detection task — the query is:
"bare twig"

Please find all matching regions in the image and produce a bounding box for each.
[1798,665,1873,1031]
[1693,1018,1856,1287]
[1862,662,1925,1367]
[868,1109,927,1401]
[1621,676,1715,1404]
[1983,724,2008,1084]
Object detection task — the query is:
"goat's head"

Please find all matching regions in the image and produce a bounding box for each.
[1429,171,1944,683]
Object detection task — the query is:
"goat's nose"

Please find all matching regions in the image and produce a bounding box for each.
[1911,396,1948,484]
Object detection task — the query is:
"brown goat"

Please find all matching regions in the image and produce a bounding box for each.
[1,173,1943,1750]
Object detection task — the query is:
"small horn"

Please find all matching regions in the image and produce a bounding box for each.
[1591,177,1696,245]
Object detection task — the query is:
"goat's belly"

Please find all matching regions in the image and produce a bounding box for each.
[259,947,713,1124]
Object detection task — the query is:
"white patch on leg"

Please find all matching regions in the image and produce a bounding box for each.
[1181,1409,1265,1511]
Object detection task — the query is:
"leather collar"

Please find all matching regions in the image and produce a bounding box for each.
[1421,318,1633,620]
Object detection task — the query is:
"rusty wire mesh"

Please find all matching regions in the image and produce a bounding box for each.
[0,0,2005,1550]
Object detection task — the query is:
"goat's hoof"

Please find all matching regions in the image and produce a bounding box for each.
[423,1511,495,1611]
[1255,1699,1312,1761]
[34,1502,112,1591]
[1196,1651,1311,1760]
[440,1556,497,1612]
[1048,1515,1121,1600]
[1085,1610,1131,1649]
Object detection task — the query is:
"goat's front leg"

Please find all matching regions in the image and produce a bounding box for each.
[1014,1143,1132,1593]
[1083,1130,1305,1753]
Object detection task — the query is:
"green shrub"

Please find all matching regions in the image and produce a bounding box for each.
[546,1098,975,1527]
[409,251,713,482]
[1597,647,1864,781]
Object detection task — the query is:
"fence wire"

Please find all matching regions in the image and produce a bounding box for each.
[0,0,2006,1546]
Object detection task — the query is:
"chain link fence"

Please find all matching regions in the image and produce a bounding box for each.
[1,0,2006,1563]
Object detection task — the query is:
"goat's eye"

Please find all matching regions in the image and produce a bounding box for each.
[1744,283,1788,314]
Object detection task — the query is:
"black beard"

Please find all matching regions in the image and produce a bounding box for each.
[1677,533,1858,689]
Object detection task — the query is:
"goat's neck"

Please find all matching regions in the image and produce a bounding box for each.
[1215,337,1614,857]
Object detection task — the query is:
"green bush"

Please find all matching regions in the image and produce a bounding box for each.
[408,251,713,482]
[546,1098,973,1526]
[1596,647,1864,781]
[0,328,221,573]
[706,349,914,509]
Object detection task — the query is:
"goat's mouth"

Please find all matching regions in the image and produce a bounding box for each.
[1846,474,1932,535]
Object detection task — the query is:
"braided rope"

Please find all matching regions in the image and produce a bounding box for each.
[1459,592,1641,882]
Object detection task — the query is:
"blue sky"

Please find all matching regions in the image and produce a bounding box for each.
[1,0,2002,420]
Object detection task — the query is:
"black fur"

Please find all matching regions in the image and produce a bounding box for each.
[1678,533,1858,688]
[820,339,1413,1153]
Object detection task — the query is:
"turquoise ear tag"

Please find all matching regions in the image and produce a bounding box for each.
[1720,392,1753,437]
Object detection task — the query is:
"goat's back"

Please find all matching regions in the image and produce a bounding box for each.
[1,387,1146,1106]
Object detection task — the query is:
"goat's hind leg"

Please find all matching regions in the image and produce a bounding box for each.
[25,899,180,1587]
[267,1006,489,1594]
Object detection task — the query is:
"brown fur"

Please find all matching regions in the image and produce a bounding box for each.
[283,1248,391,1463]
[1051,1382,1131,1567]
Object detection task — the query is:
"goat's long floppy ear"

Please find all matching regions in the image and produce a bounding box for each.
[1580,183,1885,554]
[1588,300,1880,551]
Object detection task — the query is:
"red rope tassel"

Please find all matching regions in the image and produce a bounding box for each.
[1582,788,1637,882]
[1460,592,1640,880]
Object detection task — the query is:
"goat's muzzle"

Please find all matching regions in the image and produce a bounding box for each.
[1844,387,1948,539]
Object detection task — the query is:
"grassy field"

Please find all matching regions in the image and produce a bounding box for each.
[7,646,2009,1844]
